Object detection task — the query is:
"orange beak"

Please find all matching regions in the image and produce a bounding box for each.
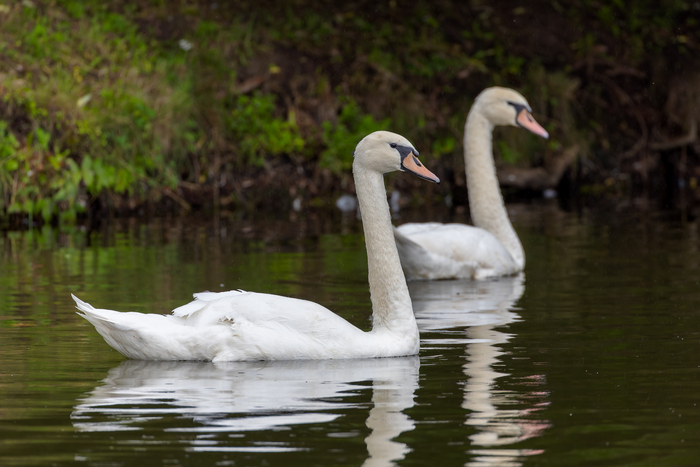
[401,152,440,184]
[516,109,549,139]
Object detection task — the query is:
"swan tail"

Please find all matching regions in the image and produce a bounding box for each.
[393,226,425,254]
[71,293,95,313]
[394,226,482,280]
[72,294,137,332]
[72,294,186,360]
[393,227,434,280]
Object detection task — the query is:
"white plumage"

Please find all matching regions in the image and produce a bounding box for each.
[395,222,516,280]
[74,131,440,361]
[395,87,549,281]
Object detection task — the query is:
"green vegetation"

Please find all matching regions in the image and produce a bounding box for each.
[0,0,697,226]
[320,99,391,174]
[1,1,179,222]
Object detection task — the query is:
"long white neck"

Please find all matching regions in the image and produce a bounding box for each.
[464,109,525,268]
[352,164,417,335]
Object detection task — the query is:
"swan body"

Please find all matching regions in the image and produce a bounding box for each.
[395,222,516,280]
[74,131,440,362]
[395,87,548,281]
[73,291,402,361]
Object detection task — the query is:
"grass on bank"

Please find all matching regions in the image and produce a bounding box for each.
[0,0,696,226]
[0,1,389,224]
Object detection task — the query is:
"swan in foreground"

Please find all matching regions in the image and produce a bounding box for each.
[73,131,440,361]
[394,87,549,280]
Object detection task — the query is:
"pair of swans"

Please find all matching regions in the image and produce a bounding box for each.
[74,87,547,362]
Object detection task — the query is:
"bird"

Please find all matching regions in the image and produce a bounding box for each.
[73,131,440,362]
[394,87,549,281]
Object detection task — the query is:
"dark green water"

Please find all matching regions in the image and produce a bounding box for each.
[1,202,699,466]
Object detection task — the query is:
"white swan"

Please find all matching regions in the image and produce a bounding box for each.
[394,87,548,281]
[73,131,440,361]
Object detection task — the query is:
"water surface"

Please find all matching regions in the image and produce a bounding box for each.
[1,203,699,466]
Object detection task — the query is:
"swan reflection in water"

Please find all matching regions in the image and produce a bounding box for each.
[410,274,551,466]
[72,356,419,466]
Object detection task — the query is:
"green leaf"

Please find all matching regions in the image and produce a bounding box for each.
[4,159,19,171]
[34,127,50,151]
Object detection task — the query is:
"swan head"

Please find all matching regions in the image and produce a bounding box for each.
[474,87,549,139]
[354,131,440,183]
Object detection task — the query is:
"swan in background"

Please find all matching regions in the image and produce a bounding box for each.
[72,357,419,465]
[395,87,549,280]
[73,131,439,361]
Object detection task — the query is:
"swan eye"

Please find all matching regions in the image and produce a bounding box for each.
[390,143,398,148]
[507,101,531,114]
